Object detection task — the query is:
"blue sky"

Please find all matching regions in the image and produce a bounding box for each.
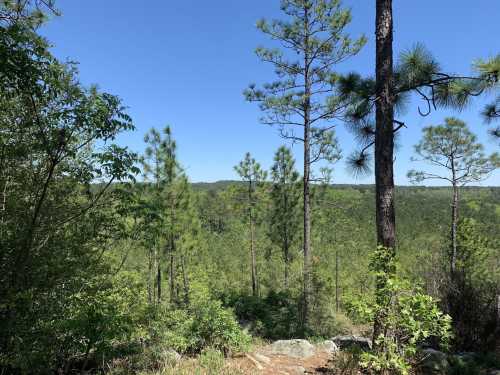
[40,1,499,185]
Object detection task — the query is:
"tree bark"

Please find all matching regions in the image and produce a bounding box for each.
[156,253,161,304]
[249,180,258,296]
[335,247,339,313]
[17,156,58,287]
[148,248,153,304]
[284,192,290,290]
[169,246,175,304]
[373,0,395,348]
[300,4,313,333]
[284,234,289,290]
[153,247,157,303]
[181,255,190,306]
[496,295,500,356]
[375,0,396,251]
[169,202,176,304]
[450,182,459,275]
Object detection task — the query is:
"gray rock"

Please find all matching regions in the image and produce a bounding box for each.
[331,335,372,351]
[254,353,271,364]
[270,339,315,358]
[488,370,500,375]
[419,349,450,374]
[160,349,181,364]
[316,340,339,354]
[282,365,306,374]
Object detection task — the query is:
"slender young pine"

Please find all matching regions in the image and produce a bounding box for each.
[245,0,363,328]
[141,126,179,304]
[270,146,301,289]
[234,152,267,297]
[408,118,499,276]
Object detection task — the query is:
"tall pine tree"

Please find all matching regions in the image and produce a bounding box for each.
[245,0,363,328]
[140,126,179,304]
[234,152,267,297]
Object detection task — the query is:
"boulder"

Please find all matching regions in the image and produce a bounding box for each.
[254,353,271,364]
[316,340,339,354]
[270,339,316,358]
[159,349,181,364]
[282,365,306,374]
[419,348,449,374]
[331,335,372,351]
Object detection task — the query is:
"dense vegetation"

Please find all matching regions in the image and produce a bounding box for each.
[1,0,499,374]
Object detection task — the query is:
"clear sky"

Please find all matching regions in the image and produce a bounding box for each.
[40,1,500,185]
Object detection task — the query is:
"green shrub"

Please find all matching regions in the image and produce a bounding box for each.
[352,246,452,375]
[148,308,195,354]
[147,298,250,356]
[225,290,301,339]
[448,352,500,375]
[191,299,251,355]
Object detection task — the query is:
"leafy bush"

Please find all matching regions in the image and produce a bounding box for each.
[351,246,452,375]
[1,269,147,373]
[148,308,195,354]
[107,348,243,375]
[448,352,500,375]
[225,290,301,339]
[191,299,251,355]
[61,271,147,364]
[147,298,250,356]
[224,288,354,339]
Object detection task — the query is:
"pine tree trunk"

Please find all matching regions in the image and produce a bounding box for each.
[303,129,311,331]
[335,248,340,312]
[284,193,290,290]
[148,248,153,305]
[156,253,161,304]
[250,215,258,296]
[284,236,289,290]
[169,201,176,304]
[169,236,175,304]
[373,0,395,348]
[450,183,459,275]
[375,0,395,251]
[302,4,312,332]
[153,247,157,303]
[496,295,500,356]
[249,181,258,296]
[181,255,189,306]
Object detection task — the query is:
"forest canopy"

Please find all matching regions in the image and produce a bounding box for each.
[0,1,499,374]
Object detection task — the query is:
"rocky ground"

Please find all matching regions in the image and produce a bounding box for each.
[224,337,362,375]
[219,337,500,375]
[227,344,333,374]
